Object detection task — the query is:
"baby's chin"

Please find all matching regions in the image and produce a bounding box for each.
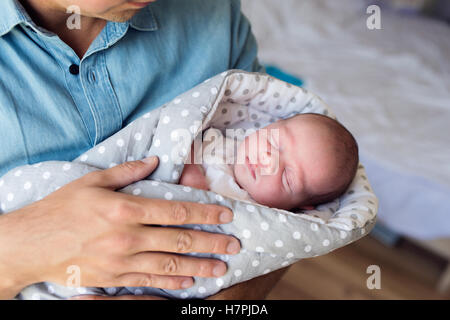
[250,190,304,211]
[251,198,292,210]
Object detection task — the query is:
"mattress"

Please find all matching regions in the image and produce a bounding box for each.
[242,0,450,239]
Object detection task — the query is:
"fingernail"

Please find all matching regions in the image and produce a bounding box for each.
[142,156,158,164]
[227,239,240,254]
[219,211,233,223]
[213,263,227,277]
[181,279,194,289]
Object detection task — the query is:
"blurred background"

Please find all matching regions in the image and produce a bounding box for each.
[241,0,450,299]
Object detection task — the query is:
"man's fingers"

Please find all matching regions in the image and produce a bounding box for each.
[134,227,241,255]
[132,198,234,226]
[124,252,229,278]
[113,273,194,290]
[83,157,159,190]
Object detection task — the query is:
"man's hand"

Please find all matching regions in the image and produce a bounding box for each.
[179,163,209,191]
[0,157,241,299]
[70,266,291,300]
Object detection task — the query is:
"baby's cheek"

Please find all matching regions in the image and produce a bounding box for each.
[257,176,282,198]
[234,164,246,183]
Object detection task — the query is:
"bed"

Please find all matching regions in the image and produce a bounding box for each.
[242,0,450,240]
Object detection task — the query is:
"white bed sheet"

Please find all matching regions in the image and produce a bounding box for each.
[242,0,450,239]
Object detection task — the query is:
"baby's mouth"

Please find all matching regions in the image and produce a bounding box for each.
[246,156,256,180]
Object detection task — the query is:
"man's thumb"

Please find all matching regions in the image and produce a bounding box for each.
[90,156,159,190]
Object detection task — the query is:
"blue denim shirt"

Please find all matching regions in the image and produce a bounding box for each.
[0,0,263,177]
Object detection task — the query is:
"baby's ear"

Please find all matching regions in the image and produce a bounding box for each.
[299,205,315,210]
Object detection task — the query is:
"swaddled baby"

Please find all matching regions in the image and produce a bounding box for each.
[180,113,359,210]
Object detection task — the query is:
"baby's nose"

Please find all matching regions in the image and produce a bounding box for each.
[258,152,272,167]
[259,152,279,175]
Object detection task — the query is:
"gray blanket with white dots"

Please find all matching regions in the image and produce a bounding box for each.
[0,70,378,300]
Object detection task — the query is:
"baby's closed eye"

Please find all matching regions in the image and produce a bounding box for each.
[282,169,293,192]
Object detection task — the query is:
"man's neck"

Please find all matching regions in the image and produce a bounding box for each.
[19,0,107,59]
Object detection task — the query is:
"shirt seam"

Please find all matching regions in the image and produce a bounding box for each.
[79,62,101,145]
[99,51,124,131]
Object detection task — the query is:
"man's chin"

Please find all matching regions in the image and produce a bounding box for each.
[101,9,141,22]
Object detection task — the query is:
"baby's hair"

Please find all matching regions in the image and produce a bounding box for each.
[295,113,359,206]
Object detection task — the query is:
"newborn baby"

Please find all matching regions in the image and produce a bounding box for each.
[180,113,359,210]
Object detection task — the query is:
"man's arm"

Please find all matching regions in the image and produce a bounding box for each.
[0,158,243,299]
[229,0,265,73]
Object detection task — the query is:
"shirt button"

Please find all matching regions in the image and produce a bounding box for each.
[69,64,79,75]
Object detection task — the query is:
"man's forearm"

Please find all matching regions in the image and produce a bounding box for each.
[207,266,290,300]
[0,211,33,299]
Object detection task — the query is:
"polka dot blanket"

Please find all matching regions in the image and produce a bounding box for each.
[0,70,378,300]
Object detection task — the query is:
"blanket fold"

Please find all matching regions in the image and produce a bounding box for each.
[0,70,378,300]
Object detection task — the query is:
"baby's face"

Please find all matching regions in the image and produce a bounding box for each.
[233,116,339,210]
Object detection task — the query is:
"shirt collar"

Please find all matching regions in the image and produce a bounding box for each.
[129,5,159,31]
[0,0,158,37]
[0,0,32,37]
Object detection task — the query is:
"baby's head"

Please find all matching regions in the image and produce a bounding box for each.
[233,113,359,210]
